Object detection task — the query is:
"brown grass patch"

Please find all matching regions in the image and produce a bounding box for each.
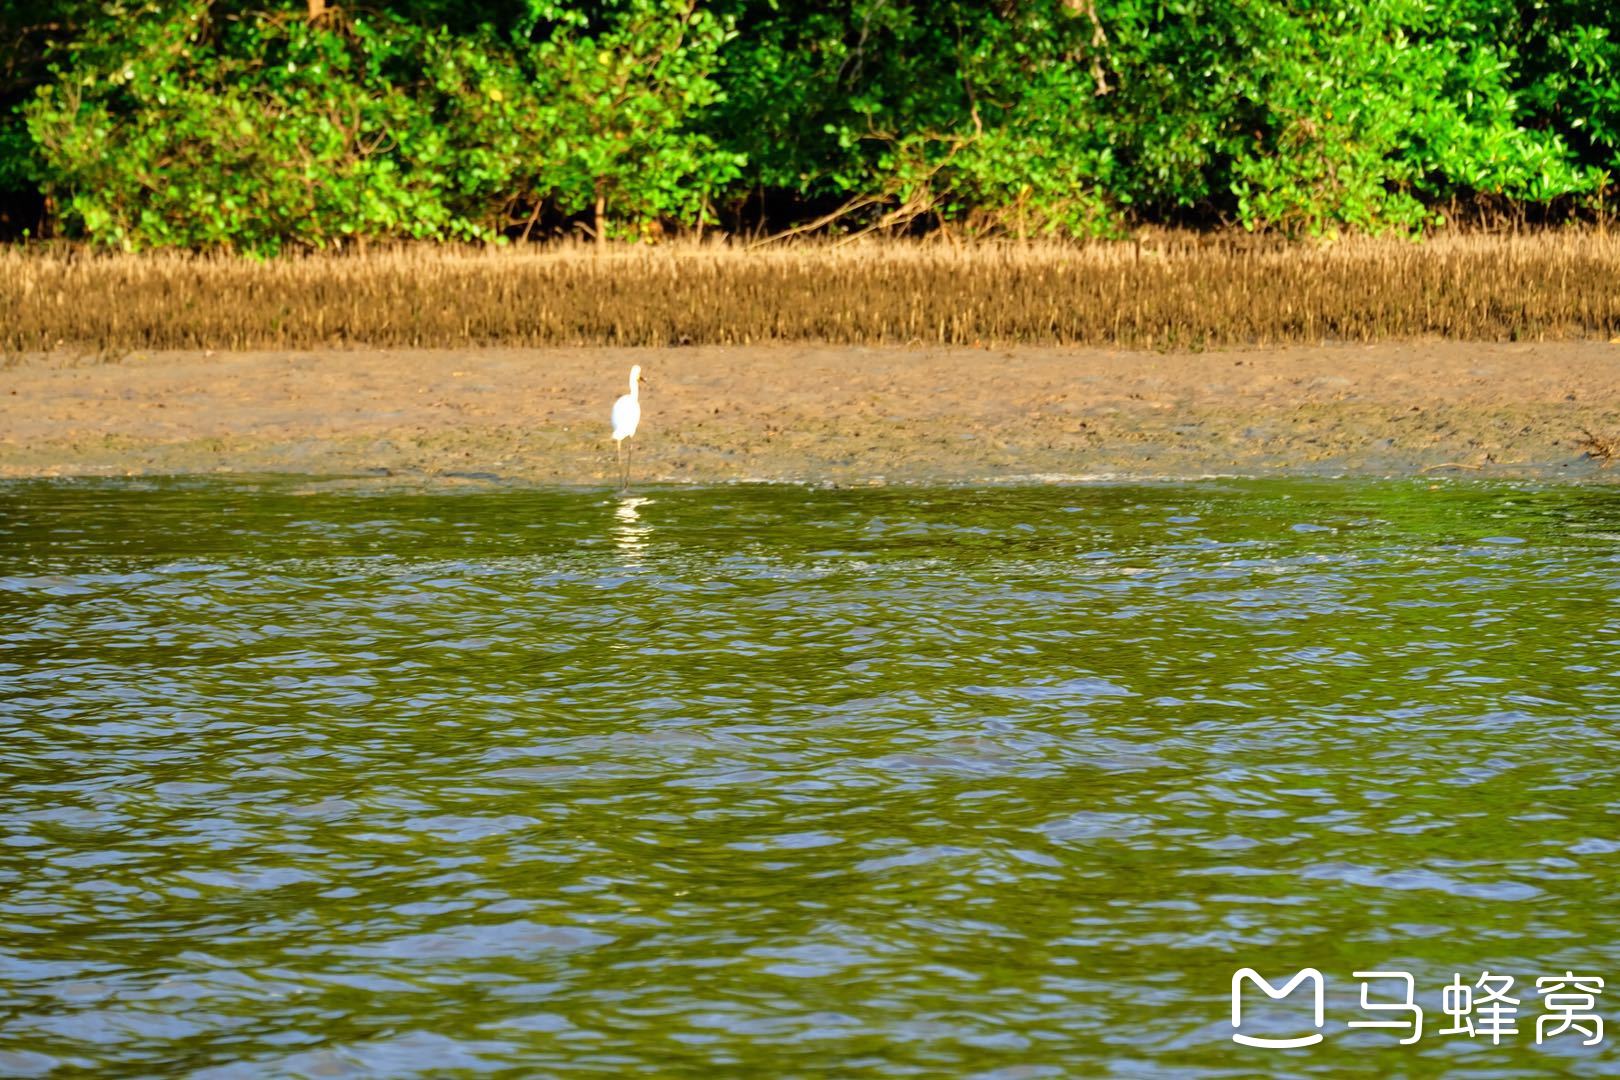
[6,233,1620,353]
[1577,428,1620,467]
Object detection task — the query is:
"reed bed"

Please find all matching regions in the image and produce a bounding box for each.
[5,233,1620,353]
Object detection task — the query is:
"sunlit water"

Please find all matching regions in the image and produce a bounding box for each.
[2,478,1619,1078]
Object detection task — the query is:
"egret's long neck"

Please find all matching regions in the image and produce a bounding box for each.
[627,374,639,399]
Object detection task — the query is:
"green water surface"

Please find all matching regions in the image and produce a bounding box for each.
[2,478,1619,1077]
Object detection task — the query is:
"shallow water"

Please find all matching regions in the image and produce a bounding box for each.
[2,477,1619,1078]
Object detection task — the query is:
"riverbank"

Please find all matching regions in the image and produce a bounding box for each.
[2,342,1616,485]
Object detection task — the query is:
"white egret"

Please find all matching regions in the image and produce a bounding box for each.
[611,364,645,489]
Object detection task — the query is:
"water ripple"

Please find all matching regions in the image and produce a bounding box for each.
[2,477,1618,1075]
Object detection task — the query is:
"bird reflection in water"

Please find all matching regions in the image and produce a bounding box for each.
[613,496,653,561]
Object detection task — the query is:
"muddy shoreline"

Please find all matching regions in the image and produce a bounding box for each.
[2,343,1617,485]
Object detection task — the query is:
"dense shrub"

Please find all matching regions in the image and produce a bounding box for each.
[0,0,1614,249]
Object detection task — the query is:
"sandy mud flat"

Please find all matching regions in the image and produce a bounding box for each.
[1,342,1617,485]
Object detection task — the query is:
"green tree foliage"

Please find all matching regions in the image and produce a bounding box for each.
[2,0,1617,249]
[1104,0,1592,235]
[18,0,737,251]
[712,1,1119,236]
[512,0,742,240]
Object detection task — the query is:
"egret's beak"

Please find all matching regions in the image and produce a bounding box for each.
[639,375,649,386]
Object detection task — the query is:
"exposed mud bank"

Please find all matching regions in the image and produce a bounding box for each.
[2,342,1617,485]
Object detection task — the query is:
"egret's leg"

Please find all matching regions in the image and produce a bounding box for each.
[615,439,623,489]
[624,440,634,491]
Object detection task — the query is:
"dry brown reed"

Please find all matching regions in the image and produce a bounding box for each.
[5,233,1620,353]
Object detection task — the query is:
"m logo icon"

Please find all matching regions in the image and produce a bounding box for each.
[1232,967,1326,1048]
